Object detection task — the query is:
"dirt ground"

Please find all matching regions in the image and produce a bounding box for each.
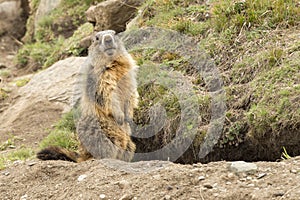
[0,157,299,200]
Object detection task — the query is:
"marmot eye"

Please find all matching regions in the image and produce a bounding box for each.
[95,36,99,41]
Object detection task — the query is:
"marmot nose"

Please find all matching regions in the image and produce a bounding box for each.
[103,34,113,45]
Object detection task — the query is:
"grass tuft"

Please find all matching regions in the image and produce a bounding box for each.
[39,110,79,151]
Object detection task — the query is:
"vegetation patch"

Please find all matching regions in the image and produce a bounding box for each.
[132,0,300,162]
[17,0,97,71]
[16,23,93,70]
[39,110,79,151]
[0,147,35,170]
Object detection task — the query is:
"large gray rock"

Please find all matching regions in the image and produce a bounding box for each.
[86,0,145,33]
[0,57,86,145]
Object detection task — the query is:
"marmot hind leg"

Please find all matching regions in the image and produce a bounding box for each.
[77,115,135,161]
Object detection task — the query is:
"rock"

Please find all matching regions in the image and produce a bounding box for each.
[99,194,106,199]
[119,194,134,200]
[257,173,267,179]
[273,192,285,197]
[163,195,171,200]
[203,184,213,189]
[290,169,298,174]
[77,174,87,182]
[198,176,205,181]
[166,185,173,190]
[0,57,86,142]
[20,194,28,200]
[228,161,258,174]
[2,171,10,176]
[27,162,37,166]
[116,180,130,189]
[86,0,145,33]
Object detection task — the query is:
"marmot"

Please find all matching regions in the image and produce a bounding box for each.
[37,30,139,162]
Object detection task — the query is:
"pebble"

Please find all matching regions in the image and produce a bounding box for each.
[99,194,106,199]
[27,162,37,166]
[77,174,87,182]
[20,194,28,200]
[164,195,171,200]
[203,184,213,189]
[228,161,257,174]
[2,171,10,176]
[273,192,284,197]
[119,194,133,200]
[257,173,267,179]
[166,185,173,190]
[153,175,161,180]
[290,169,297,174]
[116,180,130,189]
[198,176,205,181]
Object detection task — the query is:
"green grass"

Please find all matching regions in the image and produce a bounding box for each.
[16,22,93,69]
[17,0,97,69]
[281,147,292,160]
[6,148,35,161]
[39,110,79,151]
[15,78,30,87]
[0,148,35,170]
[0,138,15,151]
[132,0,300,151]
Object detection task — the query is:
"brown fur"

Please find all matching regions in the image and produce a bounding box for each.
[37,30,138,162]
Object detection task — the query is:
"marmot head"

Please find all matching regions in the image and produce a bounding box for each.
[89,30,126,63]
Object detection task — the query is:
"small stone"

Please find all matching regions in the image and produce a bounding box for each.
[27,162,37,166]
[13,160,22,165]
[116,180,130,189]
[153,175,161,180]
[290,169,297,174]
[2,171,9,176]
[77,174,87,182]
[227,173,235,180]
[99,194,106,199]
[226,181,232,185]
[247,183,255,187]
[20,194,28,200]
[198,176,205,181]
[166,185,173,190]
[119,194,133,200]
[228,161,257,174]
[203,184,213,189]
[273,192,284,197]
[246,176,252,180]
[164,195,171,200]
[257,173,267,179]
